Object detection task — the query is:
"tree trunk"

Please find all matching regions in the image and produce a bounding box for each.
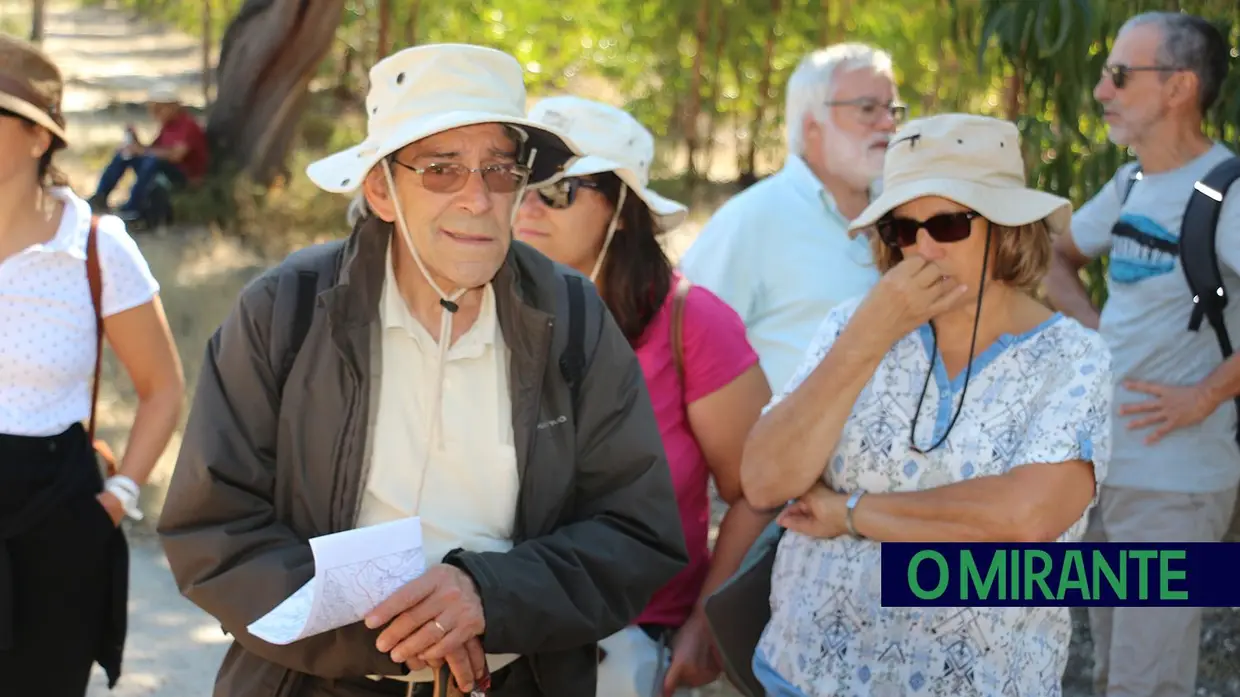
[742,0,781,182]
[403,0,420,46]
[1004,63,1024,120]
[821,0,830,45]
[377,0,391,59]
[700,5,728,176]
[201,0,213,107]
[682,0,710,184]
[29,0,45,43]
[208,0,346,186]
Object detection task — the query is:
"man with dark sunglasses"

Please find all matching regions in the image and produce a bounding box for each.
[680,42,899,394]
[1044,12,1238,697]
[158,44,688,697]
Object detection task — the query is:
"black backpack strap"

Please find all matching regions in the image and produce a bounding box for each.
[275,270,323,393]
[1179,155,1240,444]
[560,274,588,415]
[1118,163,1143,204]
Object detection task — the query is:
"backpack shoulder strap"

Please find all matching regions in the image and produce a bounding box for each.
[1118,163,1143,204]
[85,215,104,447]
[277,269,321,391]
[560,274,588,414]
[267,241,346,395]
[1179,155,1240,444]
[670,276,692,392]
[1180,156,1240,331]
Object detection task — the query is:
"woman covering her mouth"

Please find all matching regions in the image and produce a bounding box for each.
[739,113,1113,697]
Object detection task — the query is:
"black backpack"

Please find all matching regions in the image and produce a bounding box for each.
[1118,156,1240,444]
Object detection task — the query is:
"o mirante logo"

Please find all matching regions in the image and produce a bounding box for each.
[880,543,1237,607]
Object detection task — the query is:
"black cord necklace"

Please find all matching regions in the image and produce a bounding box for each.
[908,224,993,454]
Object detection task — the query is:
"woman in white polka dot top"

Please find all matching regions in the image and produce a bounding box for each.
[0,36,184,696]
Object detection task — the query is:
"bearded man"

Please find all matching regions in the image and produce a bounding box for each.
[680,43,902,392]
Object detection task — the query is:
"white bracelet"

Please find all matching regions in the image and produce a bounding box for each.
[104,475,145,521]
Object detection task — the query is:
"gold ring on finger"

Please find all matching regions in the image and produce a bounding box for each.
[433,620,447,636]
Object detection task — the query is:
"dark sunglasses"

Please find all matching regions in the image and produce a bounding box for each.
[1101,63,1184,90]
[876,210,980,248]
[533,176,606,209]
[389,160,530,194]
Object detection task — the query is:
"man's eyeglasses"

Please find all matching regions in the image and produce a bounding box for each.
[1101,63,1185,89]
[824,98,907,125]
[389,160,530,194]
[532,176,606,209]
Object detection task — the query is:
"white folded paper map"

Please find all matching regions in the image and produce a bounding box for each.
[247,516,427,645]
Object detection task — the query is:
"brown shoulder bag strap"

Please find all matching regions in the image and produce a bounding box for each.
[670,275,692,393]
[85,215,104,448]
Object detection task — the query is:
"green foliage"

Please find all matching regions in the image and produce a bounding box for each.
[99,0,1239,306]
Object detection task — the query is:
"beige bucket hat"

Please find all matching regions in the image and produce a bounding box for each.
[0,34,68,144]
[527,95,688,232]
[849,113,1071,238]
[307,43,581,193]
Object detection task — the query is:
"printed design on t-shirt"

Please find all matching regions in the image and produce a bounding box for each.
[1109,213,1178,284]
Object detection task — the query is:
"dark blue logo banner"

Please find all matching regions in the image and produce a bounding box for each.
[880,543,1240,607]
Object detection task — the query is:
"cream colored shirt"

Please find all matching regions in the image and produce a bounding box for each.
[357,245,520,680]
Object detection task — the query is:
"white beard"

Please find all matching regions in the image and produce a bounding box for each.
[821,122,885,191]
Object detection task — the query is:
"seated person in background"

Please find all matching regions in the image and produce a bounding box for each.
[88,87,208,219]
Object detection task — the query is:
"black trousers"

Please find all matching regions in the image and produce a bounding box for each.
[0,424,129,696]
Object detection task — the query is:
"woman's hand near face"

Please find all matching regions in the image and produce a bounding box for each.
[858,255,970,345]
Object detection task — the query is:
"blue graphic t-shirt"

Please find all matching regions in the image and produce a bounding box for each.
[1072,143,1240,493]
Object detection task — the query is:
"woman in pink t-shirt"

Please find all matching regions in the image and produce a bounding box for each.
[516,96,775,697]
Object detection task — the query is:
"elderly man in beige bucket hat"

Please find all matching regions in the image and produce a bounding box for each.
[738,113,1112,696]
[159,43,688,697]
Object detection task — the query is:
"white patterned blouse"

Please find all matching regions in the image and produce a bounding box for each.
[753,295,1113,697]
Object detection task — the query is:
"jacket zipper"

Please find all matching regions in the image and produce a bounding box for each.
[515,317,553,545]
[330,339,363,530]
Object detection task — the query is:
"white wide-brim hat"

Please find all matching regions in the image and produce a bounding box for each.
[849,113,1071,239]
[528,95,688,232]
[307,44,581,193]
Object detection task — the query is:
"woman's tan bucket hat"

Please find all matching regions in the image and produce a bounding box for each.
[849,113,1071,238]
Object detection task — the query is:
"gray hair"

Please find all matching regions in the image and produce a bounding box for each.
[347,192,371,227]
[784,43,894,156]
[1122,12,1230,113]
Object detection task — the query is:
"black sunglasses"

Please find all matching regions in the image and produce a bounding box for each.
[389,159,530,194]
[1101,63,1184,90]
[533,176,606,209]
[876,210,980,248]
